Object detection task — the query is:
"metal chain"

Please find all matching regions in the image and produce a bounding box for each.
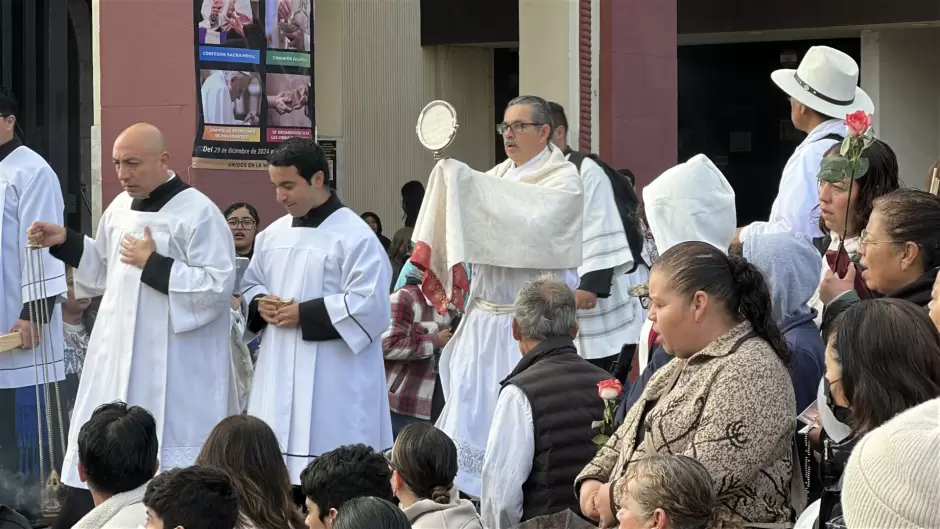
[24,243,65,506]
[25,245,46,496]
[38,251,68,457]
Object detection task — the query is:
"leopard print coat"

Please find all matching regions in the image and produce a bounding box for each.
[575,322,797,527]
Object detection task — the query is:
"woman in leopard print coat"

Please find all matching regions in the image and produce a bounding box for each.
[576,242,801,528]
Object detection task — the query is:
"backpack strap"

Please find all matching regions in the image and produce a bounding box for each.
[567,150,586,171]
[818,133,845,143]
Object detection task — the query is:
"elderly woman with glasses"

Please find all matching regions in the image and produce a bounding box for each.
[819,188,940,339]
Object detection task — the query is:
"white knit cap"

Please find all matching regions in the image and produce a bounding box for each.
[842,397,940,529]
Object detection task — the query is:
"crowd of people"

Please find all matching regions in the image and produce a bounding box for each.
[1,42,939,529]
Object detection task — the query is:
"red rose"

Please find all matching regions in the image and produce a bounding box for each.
[597,379,623,400]
[845,111,872,137]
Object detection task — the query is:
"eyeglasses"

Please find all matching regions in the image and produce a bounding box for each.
[496,122,543,135]
[227,218,256,230]
[383,448,396,470]
[628,284,651,310]
[859,229,901,247]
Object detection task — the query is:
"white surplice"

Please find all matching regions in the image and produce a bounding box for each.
[0,144,67,389]
[420,147,583,497]
[242,209,393,484]
[61,184,237,488]
[569,155,640,360]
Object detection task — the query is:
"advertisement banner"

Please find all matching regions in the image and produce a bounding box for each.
[192,0,314,170]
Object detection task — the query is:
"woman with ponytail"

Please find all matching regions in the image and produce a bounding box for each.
[388,423,482,529]
[577,241,799,528]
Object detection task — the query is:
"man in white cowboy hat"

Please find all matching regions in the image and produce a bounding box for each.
[736,46,874,244]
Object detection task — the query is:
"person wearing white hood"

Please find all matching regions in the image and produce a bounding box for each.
[614,154,736,426]
[736,46,874,245]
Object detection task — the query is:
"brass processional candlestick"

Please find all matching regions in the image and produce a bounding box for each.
[24,233,68,522]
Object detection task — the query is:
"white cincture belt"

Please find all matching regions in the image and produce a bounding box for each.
[473,298,514,315]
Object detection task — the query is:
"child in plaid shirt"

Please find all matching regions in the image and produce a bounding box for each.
[382,267,455,437]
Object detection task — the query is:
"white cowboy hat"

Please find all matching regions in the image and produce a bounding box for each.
[772,46,874,119]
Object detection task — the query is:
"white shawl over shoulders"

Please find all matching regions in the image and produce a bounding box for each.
[411,148,584,312]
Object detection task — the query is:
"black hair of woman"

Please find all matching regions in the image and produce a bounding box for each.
[655,241,791,366]
[224,202,261,225]
[333,497,410,529]
[830,298,940,435]
[391,422,458,504]
[401,180,425,227]
[815,139,901,239]
[361,211,383,234]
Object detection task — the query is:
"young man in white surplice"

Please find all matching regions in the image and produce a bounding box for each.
[411,95,584,498]
[0,86,68,482]
[240,138,393,486]
[29,123,238,490]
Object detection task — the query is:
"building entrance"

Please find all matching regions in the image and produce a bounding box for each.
[0,0,92,233]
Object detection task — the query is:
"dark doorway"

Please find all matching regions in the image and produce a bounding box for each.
[678,38,861,226]
[493,47,519,165]
[0,0,90,233]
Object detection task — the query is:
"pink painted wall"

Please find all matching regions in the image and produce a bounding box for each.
[599,0,677,191]
[98,0,283,228]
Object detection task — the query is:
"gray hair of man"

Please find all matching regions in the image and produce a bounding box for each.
[512,274,578,344]
[622,455,716,529]
[506,95,553,133]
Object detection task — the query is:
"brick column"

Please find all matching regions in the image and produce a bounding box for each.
[598,0,677,190]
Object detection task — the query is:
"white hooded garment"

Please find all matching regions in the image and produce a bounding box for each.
[634,154,737,370]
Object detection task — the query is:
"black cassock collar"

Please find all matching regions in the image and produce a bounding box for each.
[0,137,24,164]
[293,192,343,228]
[131,174,191,212]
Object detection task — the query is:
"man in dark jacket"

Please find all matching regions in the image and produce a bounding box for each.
[481,275,610,529]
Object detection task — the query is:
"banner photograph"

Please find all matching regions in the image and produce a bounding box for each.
[192,0,314,170]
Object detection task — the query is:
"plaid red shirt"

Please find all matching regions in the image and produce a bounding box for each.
[382,284,453,420]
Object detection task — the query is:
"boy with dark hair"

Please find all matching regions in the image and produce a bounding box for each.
[72,401,159,529]
[143,466,238,529]
[299,444,394,529]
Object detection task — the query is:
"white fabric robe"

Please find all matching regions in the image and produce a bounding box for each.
[569,155,641,360]
[61,187,237,488]
[201,71,237,126]
[739,120,845,242]
[242,209,393,484]
[422,147,583,497]
[0,145,67,389]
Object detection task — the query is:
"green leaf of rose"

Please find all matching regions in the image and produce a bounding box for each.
[853,156,870,179]
[592,434,610,446]
[840,138,852,156]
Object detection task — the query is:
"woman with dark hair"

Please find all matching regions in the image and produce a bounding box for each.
[333,497,411,529]
[577,241,799,528]
[224,202,261,259]
[196,415,305,529]
[389,181,426,282]
[820,188,940,337]
[361,211,391,251]
[799,299,940,528]
[388,423,481,529]
[810,139,901,317]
